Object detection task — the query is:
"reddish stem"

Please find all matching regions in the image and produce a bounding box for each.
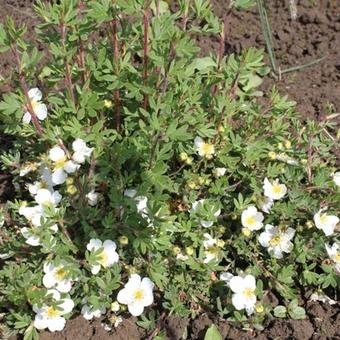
[143,10,149,110]
[111,18,121,131]
[11,44,43,135]
[60,22,76,105]
[77,0,87,84]
[182,2,188,31]
[212,14,229,97]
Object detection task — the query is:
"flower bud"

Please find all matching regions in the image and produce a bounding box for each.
[65,177,74,185]
[306,220,314,229]
[111,301,120,312]
[217,240,225,248]
[255,303,264,313]
[187,181,197,190]
[185,246,194,256]
[104,99,112,108]
[198,177,205,185]
[268,151,277,160]
[242,227,251,237]
[218,226,226,234]
[210,272,218,281]
[218,125,225,133]
[179,152,188,161]
[284,140,292,149]
[185,157,193,165]
[204,178,211,185]
[67,185,77,195]
[173,246,181,255]
[119,235,129,245]
[277,142,284,150]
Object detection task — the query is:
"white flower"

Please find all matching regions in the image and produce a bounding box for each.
[214,167,227,177]
[49,146,79,185]
[220,272,234,285]
[191,199,221,228]
[257,196,274,214]
[229,275,257,315]
[332,172,340,187]
[194,136,215,159]
[20,163,36,176]
[263,177,287,200]
[176,253,189,261]
[19,202,58,230]
[124,189,137,198]
[259,224,295,259]
[241,206,264,231]
[33,289,74,332]
[102,322,112,331]
[135,196,148,216]
[34,188,62,208]
[203,233,220,263]
[325,243,340,275]
[20,227,41,246]
[72,138,93,164]
[314,209,339,236]
[81,305,106,320]
[276,153,298,165]
[86,239,119,275]
[23,88,48,124]
[117,274,154,316]
[28,182,43,196]
[43,262,73,293]
[310,290,337,305]
[86,190,99,206]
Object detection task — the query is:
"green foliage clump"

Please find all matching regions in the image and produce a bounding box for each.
[0,0,338,338]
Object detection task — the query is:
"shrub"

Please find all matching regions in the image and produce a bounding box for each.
[0,0,339,338]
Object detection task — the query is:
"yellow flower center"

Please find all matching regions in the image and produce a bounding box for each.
[46,307,59,318]
[55,267,67,280]
[98,251,108,266]
[269,235,282,247]
[40,180,48,189]
[134,288,144,301]
[243,287,255,298]
[206,246,219,257]
[272,184,282,194]
[201,143,214,156]
[54,157,67,170]
[31,100,39,112]
[335,253,340,263]
[319,214,328,224]
[245,216,256,226]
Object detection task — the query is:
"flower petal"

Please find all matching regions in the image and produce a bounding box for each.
[128,302,144,316]
[28,88,42,101]
[35,104,47,120]
[22,112,32,124]
[87,238,102,251]
[229,276,246,294]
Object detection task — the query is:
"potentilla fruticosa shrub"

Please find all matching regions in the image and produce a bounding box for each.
[0,0,339,339]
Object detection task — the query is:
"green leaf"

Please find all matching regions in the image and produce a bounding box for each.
[204,324,222,340]
[273,305,287,318]
[232,0,256,10]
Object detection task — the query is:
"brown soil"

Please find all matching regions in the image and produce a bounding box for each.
[1,0,339,339]
[37,301,340,340]
[210,0,340,121]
